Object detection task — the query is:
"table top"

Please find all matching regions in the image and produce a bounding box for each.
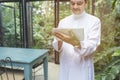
[0,47,49,63]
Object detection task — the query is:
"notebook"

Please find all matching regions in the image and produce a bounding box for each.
[52,28,84,41]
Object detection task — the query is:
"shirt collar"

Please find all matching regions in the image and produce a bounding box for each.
[72,11,86,19]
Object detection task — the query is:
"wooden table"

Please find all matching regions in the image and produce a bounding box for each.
[0,47,49,80]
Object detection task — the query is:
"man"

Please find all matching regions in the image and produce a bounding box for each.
[52,0,101,80]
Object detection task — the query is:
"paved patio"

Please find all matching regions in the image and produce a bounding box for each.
[0,62,59,80]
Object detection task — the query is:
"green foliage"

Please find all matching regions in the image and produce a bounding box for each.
[0,3,21,47]
[94,0,118,52]
[32,25,53,49]
[95,47,120,80]
[112,49,120,56]
[94,0,120,79]
[114,0,120,46]
[32,1,54,51]
[32,1,71,50]
[96,65,120,80]
[1,4,16,46]
[94,47,120,63]
[59,2,71,20]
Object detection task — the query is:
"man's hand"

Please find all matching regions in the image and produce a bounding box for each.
[53,30,81,48]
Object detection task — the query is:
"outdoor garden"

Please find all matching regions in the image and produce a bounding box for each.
[0,0,120,80]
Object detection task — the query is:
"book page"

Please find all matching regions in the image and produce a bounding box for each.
[52,28,84,41]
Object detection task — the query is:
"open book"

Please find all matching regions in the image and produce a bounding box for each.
[52,28,84,41]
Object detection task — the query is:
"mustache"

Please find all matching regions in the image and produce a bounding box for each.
[73,9,80,11]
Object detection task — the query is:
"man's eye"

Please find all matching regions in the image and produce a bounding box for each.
[77,2,83,5]
[70,1,83,6]
[70,2,75,5]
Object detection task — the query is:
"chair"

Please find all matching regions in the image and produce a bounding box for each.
[0,57,15,80]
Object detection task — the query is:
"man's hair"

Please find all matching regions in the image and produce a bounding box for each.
[69,0,88,3]
[85,0,88,3]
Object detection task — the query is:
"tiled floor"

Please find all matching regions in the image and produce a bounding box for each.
[0,62,59,80]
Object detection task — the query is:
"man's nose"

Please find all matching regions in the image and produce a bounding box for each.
[73,4,78,8]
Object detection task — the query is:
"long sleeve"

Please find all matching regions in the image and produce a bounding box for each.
[74,19,101,57]
[52,21,63,52]
[52,38,59,51]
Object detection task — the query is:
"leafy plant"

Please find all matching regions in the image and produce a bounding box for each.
[95,47,120,80]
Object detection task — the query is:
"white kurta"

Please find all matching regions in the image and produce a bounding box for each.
[52,11,101,80]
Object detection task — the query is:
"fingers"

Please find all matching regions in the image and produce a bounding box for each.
[54,32,64,40]
[69,30,74,37]
[53,31,72,44]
